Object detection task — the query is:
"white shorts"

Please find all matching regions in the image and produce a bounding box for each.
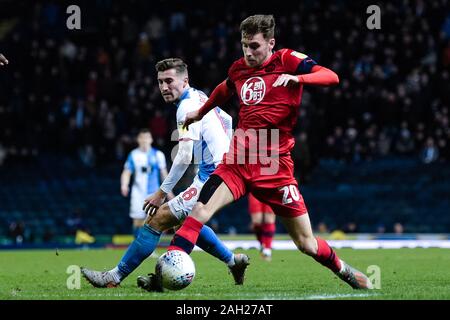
[168,175,205,221]
[129,194,147,220]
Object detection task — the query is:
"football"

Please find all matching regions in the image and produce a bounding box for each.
[156,250,196,290]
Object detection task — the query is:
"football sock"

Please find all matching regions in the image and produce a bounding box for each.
[109,267,122,283]
[261,222,275,249]
[132,225,141,238]
[196,225,234,265]
[168,216,203,254]
[115,224,162,280]
[253,223,263,246]
[313,237,342,273]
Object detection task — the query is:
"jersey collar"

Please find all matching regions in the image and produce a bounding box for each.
[175,87,192,108]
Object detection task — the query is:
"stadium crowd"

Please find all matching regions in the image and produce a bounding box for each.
[0,0,449,174]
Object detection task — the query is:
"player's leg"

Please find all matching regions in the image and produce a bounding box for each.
[250,212,263,243]
[168,177,235,254]
[129,196,146,238]
[165,176,239,268]
[248,193,264,248]
[165,176,249,285]
[249,192,276,261]
[132,218,145,238]
[82,174,245,288]
[280,214,373,289]
[138,174,250,290]
[251,155,372,289]
[260,211,276,261]
[81,203,179,287]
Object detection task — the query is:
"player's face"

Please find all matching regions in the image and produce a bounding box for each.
[137,132,152,149]
[158,69,188,103]
[241,33,275,68]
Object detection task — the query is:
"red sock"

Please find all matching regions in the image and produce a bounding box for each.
[261,223,275,249]
[168,216,204,253]
[313,237,342,273]
[253,223,263,245]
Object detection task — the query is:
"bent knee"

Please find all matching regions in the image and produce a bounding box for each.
[190,202,209,224]
[293,236,317,256]
[145,204,179,232]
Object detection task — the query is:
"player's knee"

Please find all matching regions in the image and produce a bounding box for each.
[190,202,209,224]
[145,205,176,232]
[294,236,317,256]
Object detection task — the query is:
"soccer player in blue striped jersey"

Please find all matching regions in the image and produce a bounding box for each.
[120,129,170,237]
[81,58,249,289]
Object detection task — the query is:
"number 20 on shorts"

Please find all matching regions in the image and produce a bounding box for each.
[279,185,300,205]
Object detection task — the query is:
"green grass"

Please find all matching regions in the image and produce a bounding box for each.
[0,248,449,300]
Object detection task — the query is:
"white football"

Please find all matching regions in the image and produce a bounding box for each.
[156,250,196,290]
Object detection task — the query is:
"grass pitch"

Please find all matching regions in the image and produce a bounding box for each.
[0,248,449,300]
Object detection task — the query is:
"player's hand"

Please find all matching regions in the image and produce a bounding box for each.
[183,110,202,130]
[166,192,175,201]
[0,54,9,67]
[273,74,299,87]
[121,185,129,197]
[143,189,167,216]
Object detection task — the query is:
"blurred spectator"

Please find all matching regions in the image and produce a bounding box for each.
[344,222,358,234]
[0,1,449,168]
[65,208,86,236]
[420,137,439,164]
[376,223,386,234]
[377,130,392,156]
[395,127,415,155]
[8,220,26,245]
[393,222,404,234]
[316,222,329,233]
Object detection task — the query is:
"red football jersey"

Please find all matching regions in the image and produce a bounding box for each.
[226,49,317,161]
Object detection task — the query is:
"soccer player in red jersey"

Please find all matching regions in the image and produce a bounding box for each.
[158,15,373,289]
[248,193,276,261]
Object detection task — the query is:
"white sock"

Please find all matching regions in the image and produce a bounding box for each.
[338,259,346,273]
[109,267,123,283]
[227,254,235,267]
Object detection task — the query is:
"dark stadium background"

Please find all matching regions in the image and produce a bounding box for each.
[0,0,449,247]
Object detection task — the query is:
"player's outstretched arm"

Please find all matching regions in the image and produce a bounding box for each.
[183,79,234,129]
[274,65,339,87]
[0,53,9,66]
[297,65,339,86]
[143,140,193,215]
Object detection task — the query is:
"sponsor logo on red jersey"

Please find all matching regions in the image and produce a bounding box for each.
[240,77,266,105]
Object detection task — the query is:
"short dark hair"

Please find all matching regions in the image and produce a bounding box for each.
[240,15,275,40]
[138,128,151,135]
[155,58,188,75]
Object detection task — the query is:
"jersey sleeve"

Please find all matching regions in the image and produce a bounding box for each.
[155,150,167,170]
[227,59,241,84]
[176,100,201,141]
[124,152,135,173]
[282,49,318,75]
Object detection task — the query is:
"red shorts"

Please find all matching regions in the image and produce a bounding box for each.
[213,155,308,218]
[248,193,274,214]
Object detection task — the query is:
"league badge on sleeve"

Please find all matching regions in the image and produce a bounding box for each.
[291,51,308,60]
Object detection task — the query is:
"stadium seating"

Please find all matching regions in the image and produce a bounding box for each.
[1,155,449,245]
